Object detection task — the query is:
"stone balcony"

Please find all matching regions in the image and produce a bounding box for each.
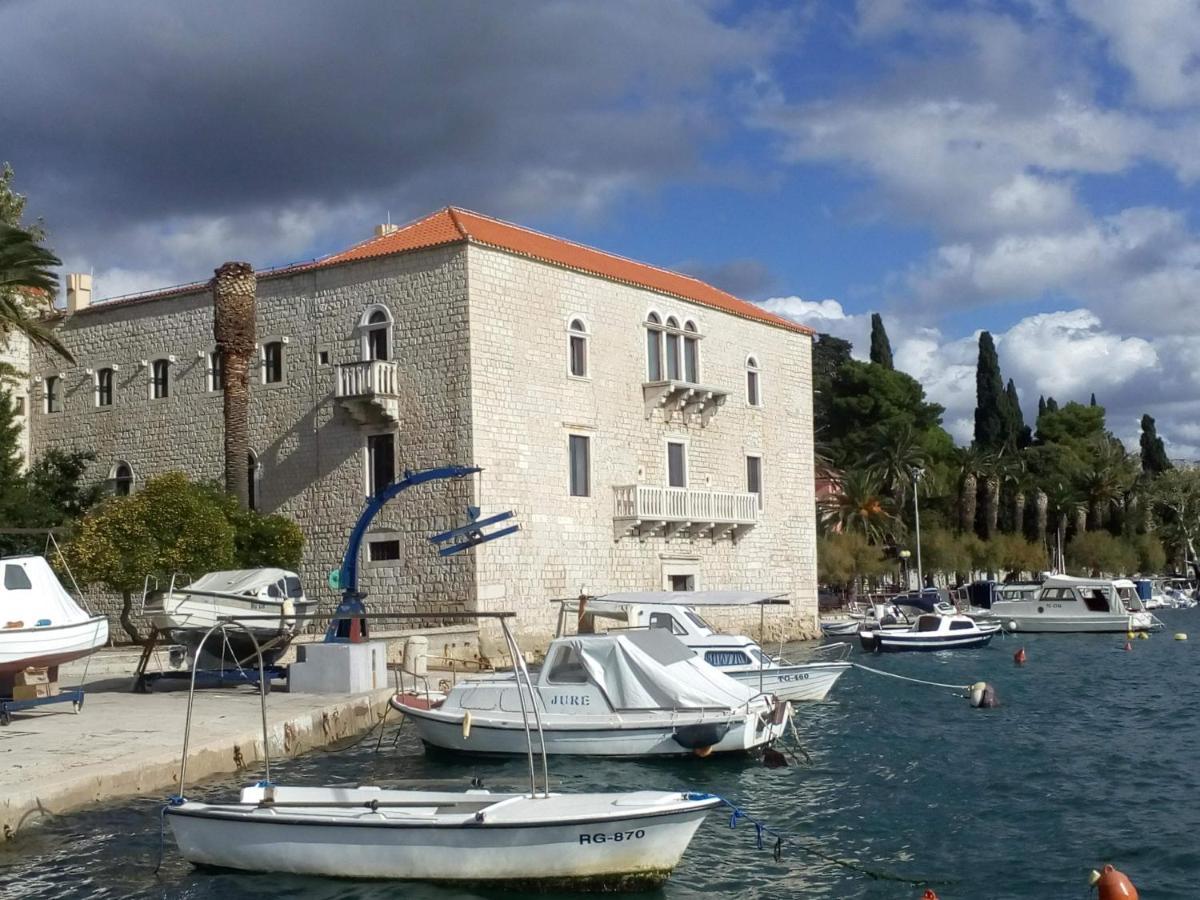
[642,380,728,425]
[613,484,758,541]
[335,360,400,426]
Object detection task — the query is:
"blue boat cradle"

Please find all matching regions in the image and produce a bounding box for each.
[324,465,519,642]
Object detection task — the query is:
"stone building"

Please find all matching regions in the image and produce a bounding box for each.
[25,208,818,646]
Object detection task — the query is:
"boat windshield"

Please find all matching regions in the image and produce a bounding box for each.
[683,609,711,631]
[916,616,941,632]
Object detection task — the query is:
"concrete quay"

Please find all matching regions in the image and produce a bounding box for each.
[0,679,394,840]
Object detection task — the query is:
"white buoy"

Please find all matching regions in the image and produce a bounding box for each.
[1007,620,1018,632]
[1175,633,1188,641]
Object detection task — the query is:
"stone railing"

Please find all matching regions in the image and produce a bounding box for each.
[613,484,758,539]
[335,360,399,398]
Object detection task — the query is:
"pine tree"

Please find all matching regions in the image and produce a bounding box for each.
[974,331,1008,449]
[1140,414,1172,474]
[869,313,894,370]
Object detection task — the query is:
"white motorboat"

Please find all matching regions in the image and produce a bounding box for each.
[145,568,315,665]
[167,783,720,889]
[1162,578,1196,608]
[393,629,790,758]
[990,575,1161,633]
[0,556,108,682]
[557,591,849,702]
[820,596,931,637]
[860,611,1001,653]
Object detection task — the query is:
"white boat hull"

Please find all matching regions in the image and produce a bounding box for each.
[0,616,108,674]
[397,703,785,757]
[999,613,1157,633]
[168,786,718,889]
[726,662,850,701]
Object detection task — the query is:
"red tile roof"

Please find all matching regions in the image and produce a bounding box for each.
[80,207,812,336]
[321,208,813,335]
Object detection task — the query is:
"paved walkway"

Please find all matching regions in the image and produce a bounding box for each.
[0,681,393,838]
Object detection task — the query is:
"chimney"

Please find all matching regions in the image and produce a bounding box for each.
[374,223,399,238]
[66,272,93,313]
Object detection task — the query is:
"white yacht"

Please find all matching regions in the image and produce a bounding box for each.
[558,591,850,702]
[392,629,790,758]
[991,575,1161,633]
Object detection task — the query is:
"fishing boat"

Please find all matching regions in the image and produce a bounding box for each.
[819,594,933,637]
[859,612,1001,653]
[392,629,790,757]
[990,575,1161,633]
[144,568,315,665]
[167,782,720,889]
[0,555,108,682]
[556,591,849,702]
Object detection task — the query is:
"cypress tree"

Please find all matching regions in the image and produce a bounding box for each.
[1090,392,1097,407]
[1037,395,1046,419]
[1140,414,1172,474]
[1006,378,1032,448]
[869,313,894,370]
[974,331,1007,449]
[1046,396,1059,413]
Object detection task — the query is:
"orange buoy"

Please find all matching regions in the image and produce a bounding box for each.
[1091,864,1138,899]
[1014,647,1027,665]
[921,890,939,900]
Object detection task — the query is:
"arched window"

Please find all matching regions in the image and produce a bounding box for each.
[567,317,589,378]
[664,316,681,381]
[150,359,170,399]
[95,367,115,407]
[746,356,761,407]
[645,312,664,381]
[111,461,134,496]
[359,306,393,362]
[683,320,700,383]
[247,450,261,511]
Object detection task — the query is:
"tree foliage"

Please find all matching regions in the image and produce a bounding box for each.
[869,313,893,369]
[1139,414,1172,475]
[818,531,889,599]
[1066,531,1137,578]
[974,331,1008,450]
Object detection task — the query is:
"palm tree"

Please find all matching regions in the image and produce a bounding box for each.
[1081,438,1137,530]
[0,224,74,362]
[1045,482,1084,569]
[818,468,898,544]
[979,450,1007,540]
[955,446,985,535]
[867,424,929,511]
[1034,486,1049,546]
[210,261,256,508]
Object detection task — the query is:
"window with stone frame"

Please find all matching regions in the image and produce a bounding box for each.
[683,320,700,383]
[95,367,114,407]
[366,432,397,496]
[567,317,589,378]
[569,434,591,497]
[44,375,61,413]
[645,312,664,381]
[746,356,761,407]
[746,453,763,509]
[151,359,170,399]
[664,316,682,380]
[209,351,225,392]
[262,341,284,384]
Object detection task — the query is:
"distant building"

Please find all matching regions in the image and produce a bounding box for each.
[23,208,819,645]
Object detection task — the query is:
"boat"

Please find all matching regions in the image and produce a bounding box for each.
[167,783,720,889]
[144,568,315,666]
[556,590,850,702]
[989,575,1162,633]
[1162,578,1196,608]
[392,629,790,757]
[819,595,932,637]
[0,555,108,683]
[859,611,1001,653]
[960,580,1042,620]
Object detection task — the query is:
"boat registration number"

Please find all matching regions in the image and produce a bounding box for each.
[776,673,810,682]
[579,829,646,844]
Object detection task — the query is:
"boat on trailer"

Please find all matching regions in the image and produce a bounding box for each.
[860,611,1001,653]
[393,628,790,758]
[166,465,722,890]
[557,591,850,702]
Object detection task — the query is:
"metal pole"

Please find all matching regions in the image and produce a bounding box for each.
[912,468,924,593]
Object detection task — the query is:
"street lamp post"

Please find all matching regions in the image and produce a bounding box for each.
[911,467,925,593]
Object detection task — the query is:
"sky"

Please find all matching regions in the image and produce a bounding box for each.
[3,0,1200,456]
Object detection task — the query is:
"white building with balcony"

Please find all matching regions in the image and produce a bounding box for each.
[27,208,818,646]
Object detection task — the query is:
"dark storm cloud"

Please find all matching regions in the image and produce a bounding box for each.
[0,0,779,281]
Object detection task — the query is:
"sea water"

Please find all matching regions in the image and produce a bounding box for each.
[3,612,1199,899]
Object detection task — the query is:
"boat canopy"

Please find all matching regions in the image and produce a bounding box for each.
[560,590,788,610]
[182,568,303,599]
[557,630,760,711]
[0,555,93,627]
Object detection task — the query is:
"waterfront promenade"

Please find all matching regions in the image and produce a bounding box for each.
[0,675,393,839]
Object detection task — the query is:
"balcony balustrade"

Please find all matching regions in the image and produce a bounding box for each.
[334,360,400,425]
[613,483,758,541]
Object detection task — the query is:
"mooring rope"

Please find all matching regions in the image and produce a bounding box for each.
[685,793,953,887]
[851,662,969,694]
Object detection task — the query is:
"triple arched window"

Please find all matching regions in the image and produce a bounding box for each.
[645,313,701,383]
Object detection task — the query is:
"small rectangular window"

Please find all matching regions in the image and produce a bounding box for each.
[366,433,396,495]
[209,352,225,392]
[667,441,687,488]
[368,539,401,562]
[263,341,284,384]
[747,369,760,406]
[45,376,61,413]
[569,334,587,377]
[746,455,762,509]
[96,368,114,407]
[151,360,170,399]
[569,434,590,497]
[318,350,330,366]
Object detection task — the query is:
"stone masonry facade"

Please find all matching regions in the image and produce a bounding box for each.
[26,216,818,650]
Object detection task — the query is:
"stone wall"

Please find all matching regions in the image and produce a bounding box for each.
[29,246,477,629]
[466,244,818,647]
